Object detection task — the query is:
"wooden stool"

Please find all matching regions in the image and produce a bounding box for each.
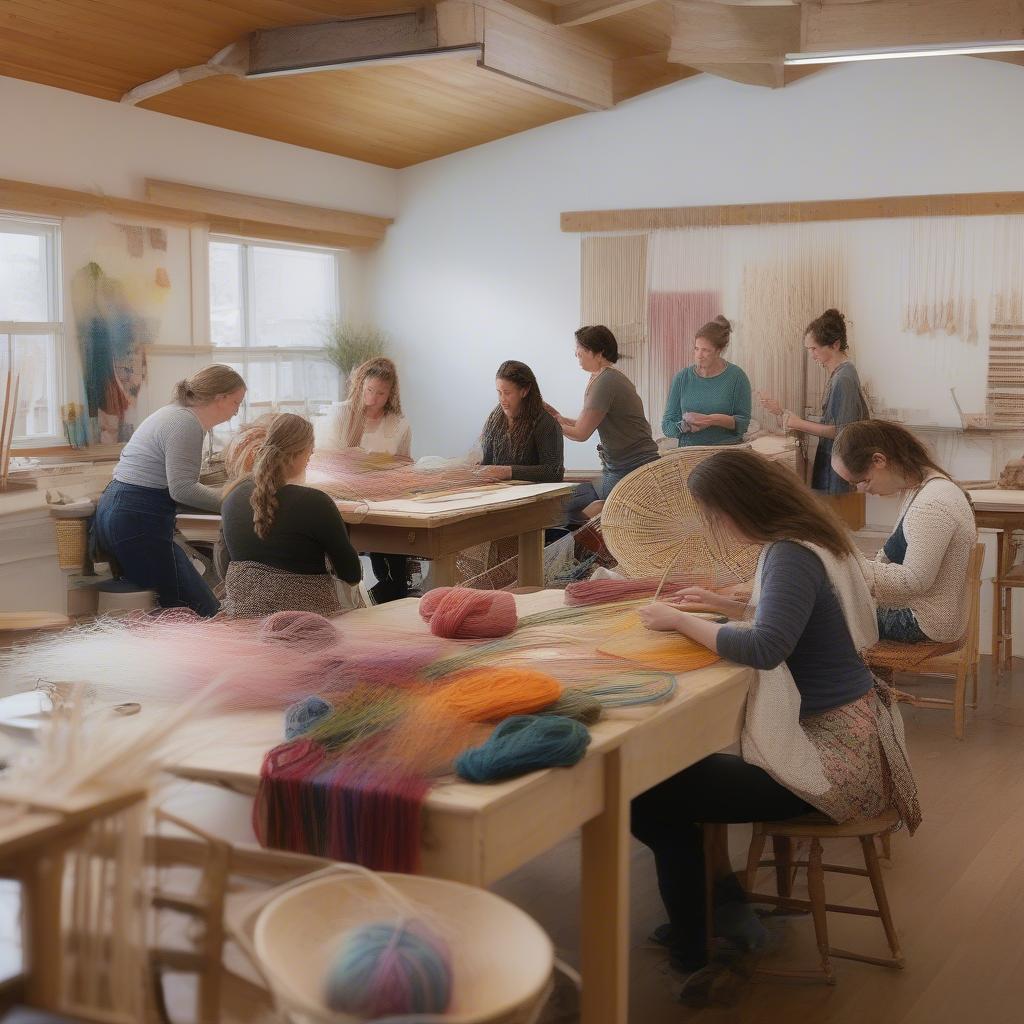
[744,809,903,984]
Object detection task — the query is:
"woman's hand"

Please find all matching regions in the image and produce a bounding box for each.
[475,465,511,481]
[543,401,561,420]
[669,586,731,613]
[758,392,784,417]
[683,412,712,430]
[638,602,686,632]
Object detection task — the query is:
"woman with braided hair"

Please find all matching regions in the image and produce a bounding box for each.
[221,413,361,617]
[478,360,564,482]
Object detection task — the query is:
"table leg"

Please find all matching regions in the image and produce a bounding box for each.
[517,529,545,589]
[580,748,629,1024]
[22,849,65,1010]
[430,554,457,588]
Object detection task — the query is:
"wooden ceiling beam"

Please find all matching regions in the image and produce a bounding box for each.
[801,0,1024,52]
[612,51,699,102]
[476,7,615,109]
[554,0,660,29]
[668,1,800,82]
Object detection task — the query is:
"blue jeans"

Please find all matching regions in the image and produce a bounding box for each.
[877,606,929,643]
[566,467,631,526]
[94,480,220,617]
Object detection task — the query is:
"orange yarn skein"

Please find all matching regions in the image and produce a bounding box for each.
[427,669,561,723]
[419,587,518,639]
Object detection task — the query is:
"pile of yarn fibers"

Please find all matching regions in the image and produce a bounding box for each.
[419,587,518,639]
[455,715,591,783]
[427,668,560,723]
[259,610,340,652]
[324,919,453,1019]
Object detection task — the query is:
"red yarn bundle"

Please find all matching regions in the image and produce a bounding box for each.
[418,587,518,639]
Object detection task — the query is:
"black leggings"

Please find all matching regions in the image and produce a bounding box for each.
[630,753,813,962]
[369,552,408,603]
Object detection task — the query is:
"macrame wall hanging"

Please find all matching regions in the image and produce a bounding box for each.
[903,216,979,344]
[992,215,1024,328]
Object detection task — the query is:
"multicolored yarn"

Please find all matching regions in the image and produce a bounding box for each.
[455,715,591,783]
[418,587,518,639]
[324,920,453,1018]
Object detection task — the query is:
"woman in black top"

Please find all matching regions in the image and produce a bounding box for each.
[479,360,564,483]
[221,413,361,617]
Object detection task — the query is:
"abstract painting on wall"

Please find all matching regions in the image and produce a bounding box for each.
[66,214,187,444]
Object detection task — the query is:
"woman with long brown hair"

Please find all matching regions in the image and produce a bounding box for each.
[833,420,975,643]
[315,357,411,457]
[631,449,919,999]
[760,308,868,494]
[221,413,361,617]
[479,360,563,482]
[314,357,411,602]
[94,364,246,616]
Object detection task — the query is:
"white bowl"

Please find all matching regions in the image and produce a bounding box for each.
[254,872,553,1024]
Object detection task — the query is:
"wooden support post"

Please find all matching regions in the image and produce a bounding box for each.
[517,528,545,588]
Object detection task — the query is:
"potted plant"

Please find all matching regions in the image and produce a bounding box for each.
[323,320,390,378]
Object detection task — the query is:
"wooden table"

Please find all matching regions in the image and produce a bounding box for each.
[169,590,753,1024]
[178,481,573,588]
[969,489,1024,674]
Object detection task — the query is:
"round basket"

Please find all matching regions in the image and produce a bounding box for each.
[600,445,761,585]
[53,518,88,571]
[254,872,553,1024]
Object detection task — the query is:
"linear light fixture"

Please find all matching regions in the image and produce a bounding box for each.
[785,40,1024,65]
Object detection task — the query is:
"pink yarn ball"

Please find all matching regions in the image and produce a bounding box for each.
[259,610,340,652]
[418,587,518,639]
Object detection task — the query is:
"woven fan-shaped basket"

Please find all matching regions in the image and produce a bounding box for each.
[600,445,762,585]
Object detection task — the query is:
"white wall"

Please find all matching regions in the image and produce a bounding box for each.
[372,56,1024,466]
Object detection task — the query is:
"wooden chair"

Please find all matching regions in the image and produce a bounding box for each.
[864,541,984,740]
[742,809,903,985]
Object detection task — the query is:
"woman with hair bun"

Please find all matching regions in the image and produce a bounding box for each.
[221,413,361,617]
[94,364,246,616]
[761,308,869,494]
[547,325,659,524]
[662,315,751,447]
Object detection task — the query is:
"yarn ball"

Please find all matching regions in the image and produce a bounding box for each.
[284,695,333,740]
[455,715,591,783]
[324,920,453,1019]
[259,610,339,652]
[428,668,561,723]
[418,587,518,639]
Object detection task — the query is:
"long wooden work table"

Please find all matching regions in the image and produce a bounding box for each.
[177,480,573,590]
[170,590,753,1024]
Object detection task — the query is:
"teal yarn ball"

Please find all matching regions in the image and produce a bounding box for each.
[324,920,453,1019]
[455,715,591,783]
[284,695,332,740]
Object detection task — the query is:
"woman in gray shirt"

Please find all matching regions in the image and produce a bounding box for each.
[94,364,246,616]
[547,325,659,524]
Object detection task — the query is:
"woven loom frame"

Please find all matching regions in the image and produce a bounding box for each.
[599,446,761,585]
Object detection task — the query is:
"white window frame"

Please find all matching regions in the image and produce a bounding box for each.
[208,234,343,419]
[0,214,65,447]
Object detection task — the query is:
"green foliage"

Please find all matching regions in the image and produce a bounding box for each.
[322,320,390,375]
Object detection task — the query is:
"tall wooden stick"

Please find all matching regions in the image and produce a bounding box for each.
[1,374,20,490]
[0,364,12,492]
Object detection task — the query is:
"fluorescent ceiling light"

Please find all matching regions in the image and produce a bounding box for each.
[785,40,1024,65]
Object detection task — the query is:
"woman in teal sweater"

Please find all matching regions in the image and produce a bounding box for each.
[662,316,752,447]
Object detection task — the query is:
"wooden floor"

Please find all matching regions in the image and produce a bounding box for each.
[491,659,1024,1024]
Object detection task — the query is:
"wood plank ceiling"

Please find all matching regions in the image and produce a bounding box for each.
[0,1,1021,169]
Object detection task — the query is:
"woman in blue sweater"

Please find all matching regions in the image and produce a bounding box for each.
[661,316,751,447]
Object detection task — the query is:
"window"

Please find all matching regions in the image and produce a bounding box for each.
[0,217,62,444]
[208,238,342,429]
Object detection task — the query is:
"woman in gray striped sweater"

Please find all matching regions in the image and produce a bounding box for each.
[94,364,246,616]
[832,420,976,643]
